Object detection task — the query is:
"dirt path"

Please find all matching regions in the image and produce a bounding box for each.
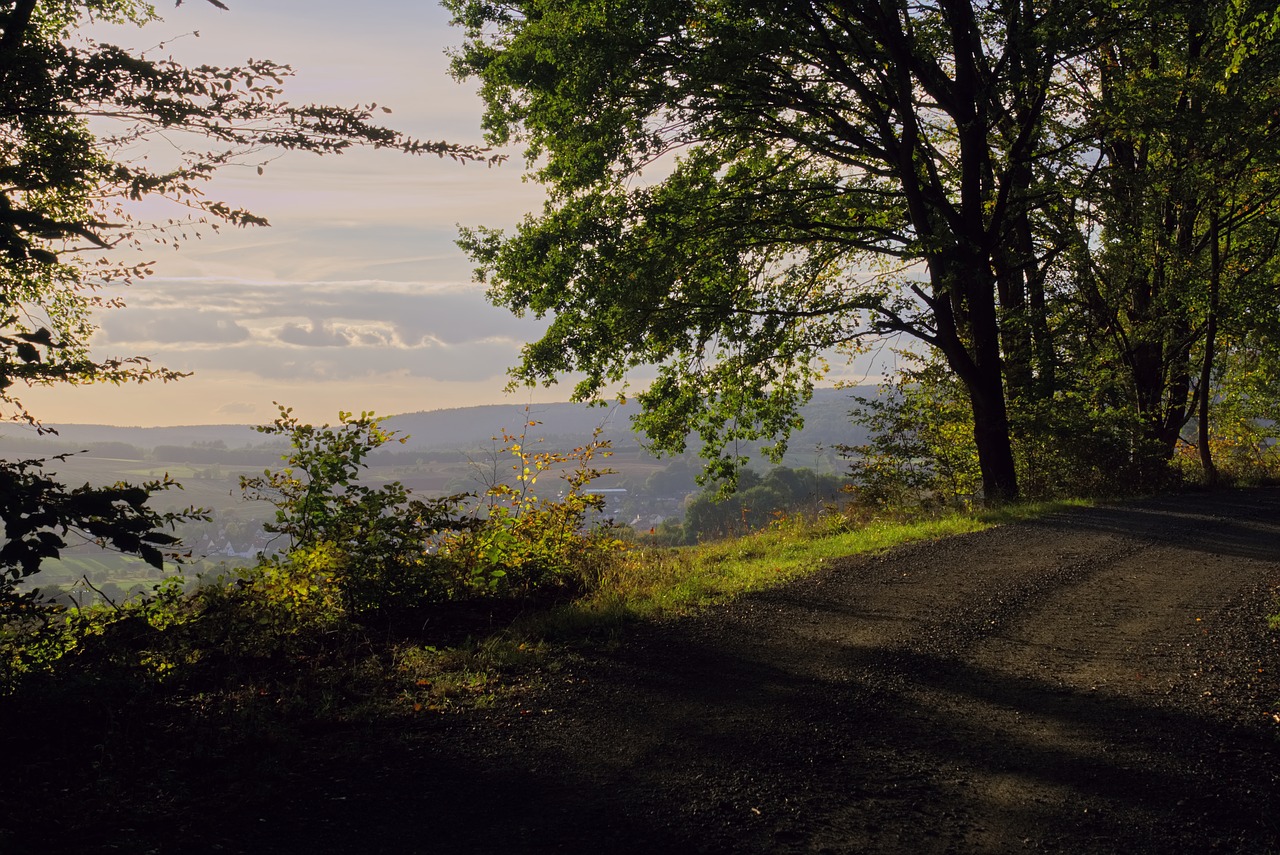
[57,489,1280,853]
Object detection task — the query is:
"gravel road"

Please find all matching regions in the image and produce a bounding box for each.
[395,489,1280,854]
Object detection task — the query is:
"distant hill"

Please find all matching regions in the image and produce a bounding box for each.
[385,386,874,453]
[6,423,265,449]
[1,386,877,462]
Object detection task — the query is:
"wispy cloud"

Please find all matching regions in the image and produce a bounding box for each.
[92,276,544,386]
[101,309,252,345]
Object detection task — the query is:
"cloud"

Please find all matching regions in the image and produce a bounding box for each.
[85,276,549,389]
[355,329,393,346]
[278,319,352,347]
[100,309,251,345]
[100,276,543,345]
[57,0,554,426]
[215,401,258,416]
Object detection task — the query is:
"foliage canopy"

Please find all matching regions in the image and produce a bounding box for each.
[449,0,1280,500]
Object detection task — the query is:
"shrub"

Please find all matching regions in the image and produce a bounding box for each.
[842,353,982,508]
[0,407,634,696]
[844,349,1185,504]
[240,405,471,621]
[441,422,626,596]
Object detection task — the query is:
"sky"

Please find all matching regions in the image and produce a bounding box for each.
[23,0,882,427]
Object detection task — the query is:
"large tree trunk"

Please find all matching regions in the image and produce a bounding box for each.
[881,0,1036,505]
[931,258,1021,504]
[968,368,1020,504]
[968,263,1021,504]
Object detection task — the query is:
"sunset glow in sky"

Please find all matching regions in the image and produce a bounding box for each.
[24,0,882,427]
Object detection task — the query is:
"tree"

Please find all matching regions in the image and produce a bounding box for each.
[0,453,197,611]
[681,464,844,541]
[449,0,1112,501]
[0,0,491,605]
[1060,0,1280,482]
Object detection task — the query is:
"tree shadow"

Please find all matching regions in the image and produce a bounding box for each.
[1030,487,1280,563]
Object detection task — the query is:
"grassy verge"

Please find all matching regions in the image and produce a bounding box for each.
[501,498,1092,641]
[392,499,1092,712]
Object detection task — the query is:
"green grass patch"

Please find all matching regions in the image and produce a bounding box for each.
[523,498,1091,640]
[393,637,551,713]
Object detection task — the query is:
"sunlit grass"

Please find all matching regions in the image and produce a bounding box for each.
[522,498,1092,639]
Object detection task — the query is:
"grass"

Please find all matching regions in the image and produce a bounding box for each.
[393,637,551,713]
[513,498,1091,641]
[379,498,1093,719]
